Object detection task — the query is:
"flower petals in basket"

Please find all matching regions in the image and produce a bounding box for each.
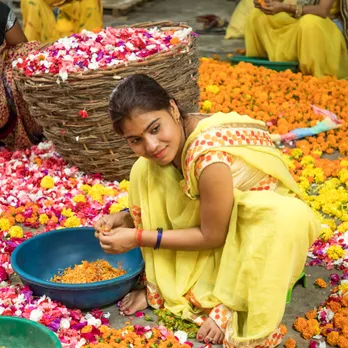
[13,21,200,180]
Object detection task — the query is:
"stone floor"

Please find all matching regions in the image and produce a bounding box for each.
[102,0,245,57]
[9,0,334,346]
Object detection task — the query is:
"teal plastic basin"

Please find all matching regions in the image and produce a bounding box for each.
[0,317,62,348]
[231,56,299,73]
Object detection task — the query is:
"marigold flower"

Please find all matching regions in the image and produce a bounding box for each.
[321,323,334,337]
[327,331,340,346]
[61,208,74,218]
[327,301,342,313]
[0,218,11,231]
[8,226,24,238]
[320,227,334,242]
[284,338,296,348]
[280,324,287,335]
[15,214,25,223]
[338,335,348,348]
[73,194,86,203]
[315,278,327,288]
[64,216,81,228]
[327,245,345,260]
[202,100,212,111]
[293,317,308,332]
[40,175,55,189]
[307,319,320,336]
[119,179,129,191]
[39,214,49,225]
[305,309,317,320]
[341,295,348,307]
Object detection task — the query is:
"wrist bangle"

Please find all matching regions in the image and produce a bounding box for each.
[135,229,143,246]
[295,4,303,18]
[154,228,163,250]
[121,208,130,213]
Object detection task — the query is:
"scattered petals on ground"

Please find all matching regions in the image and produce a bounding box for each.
[293,275,348,347]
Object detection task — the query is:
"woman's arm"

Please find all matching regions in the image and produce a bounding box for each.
[263,0,335,18]
[140,162,234,251]
[284,0,335,18]
[5,21,28,46]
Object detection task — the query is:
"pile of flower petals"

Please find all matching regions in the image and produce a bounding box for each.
[80,325,193,347]
[0,285,110,348]
[0,142,128,232]
[0,231,33,278]
[13,26,192,80]
[293,275,348,347]
[308,224,348,270]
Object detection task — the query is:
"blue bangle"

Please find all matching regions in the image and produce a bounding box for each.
[121,208,130,213]
[154,228,163,250]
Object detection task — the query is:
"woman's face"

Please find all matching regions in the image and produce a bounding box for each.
[121,100,184,165]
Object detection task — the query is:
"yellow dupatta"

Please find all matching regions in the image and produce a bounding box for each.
[128,112,321,347]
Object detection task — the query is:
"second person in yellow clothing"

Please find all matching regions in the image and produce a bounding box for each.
[21,0,103,43]
[245,0,348,78]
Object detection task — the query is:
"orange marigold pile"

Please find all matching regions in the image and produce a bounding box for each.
[81,325,191,348]
[51,260,126,284]
[198,58,348,154]
[294,287,348,347]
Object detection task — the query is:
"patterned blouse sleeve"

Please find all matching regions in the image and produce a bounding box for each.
[194,151,234,179]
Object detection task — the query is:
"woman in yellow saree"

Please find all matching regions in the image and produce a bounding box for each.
[21,0,103,43]
[94,74,321,347]
[245,0,348,78]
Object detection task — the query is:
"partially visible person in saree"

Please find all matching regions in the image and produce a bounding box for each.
[0,2,42,148]
[94,74,321,347]
[245,0,348,78]
[21,0,103,43]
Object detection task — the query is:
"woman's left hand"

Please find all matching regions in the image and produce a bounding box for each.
[261,0,285,14]
[98,227,138,254]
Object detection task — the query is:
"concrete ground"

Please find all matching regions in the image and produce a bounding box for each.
[9,0,333,346]
[102,0,245,57]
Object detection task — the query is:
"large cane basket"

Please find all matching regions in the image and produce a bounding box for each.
[15,21,200,180]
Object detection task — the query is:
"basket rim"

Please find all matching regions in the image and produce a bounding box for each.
[14,21,196,81]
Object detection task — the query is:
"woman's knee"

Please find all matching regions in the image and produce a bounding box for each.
[298,14,325,31]
[247,8,266,27]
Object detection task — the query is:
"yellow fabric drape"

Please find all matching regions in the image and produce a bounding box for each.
[245,9,348,78]
[225,0,254,39]
[21,0,103,43]
[128,112,321,346]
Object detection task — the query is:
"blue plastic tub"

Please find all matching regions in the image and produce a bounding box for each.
[0,317,62,348]
[11,227,144,309]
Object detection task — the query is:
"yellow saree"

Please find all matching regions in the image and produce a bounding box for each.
[128,112,321,347]
[21,0,103,43]
[245,6,348,79]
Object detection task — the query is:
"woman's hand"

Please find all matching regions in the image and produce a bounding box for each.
[98,227,138,254]
[261,0,285,14]
[94,212,134,239]
[253,0,262,9]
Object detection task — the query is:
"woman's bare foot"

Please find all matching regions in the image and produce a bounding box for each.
[119,289,148,316]
[196,317,224,345]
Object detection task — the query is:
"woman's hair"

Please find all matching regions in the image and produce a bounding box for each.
[109,74,185,134]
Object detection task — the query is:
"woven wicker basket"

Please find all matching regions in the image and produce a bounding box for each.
[15,21,200,180]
